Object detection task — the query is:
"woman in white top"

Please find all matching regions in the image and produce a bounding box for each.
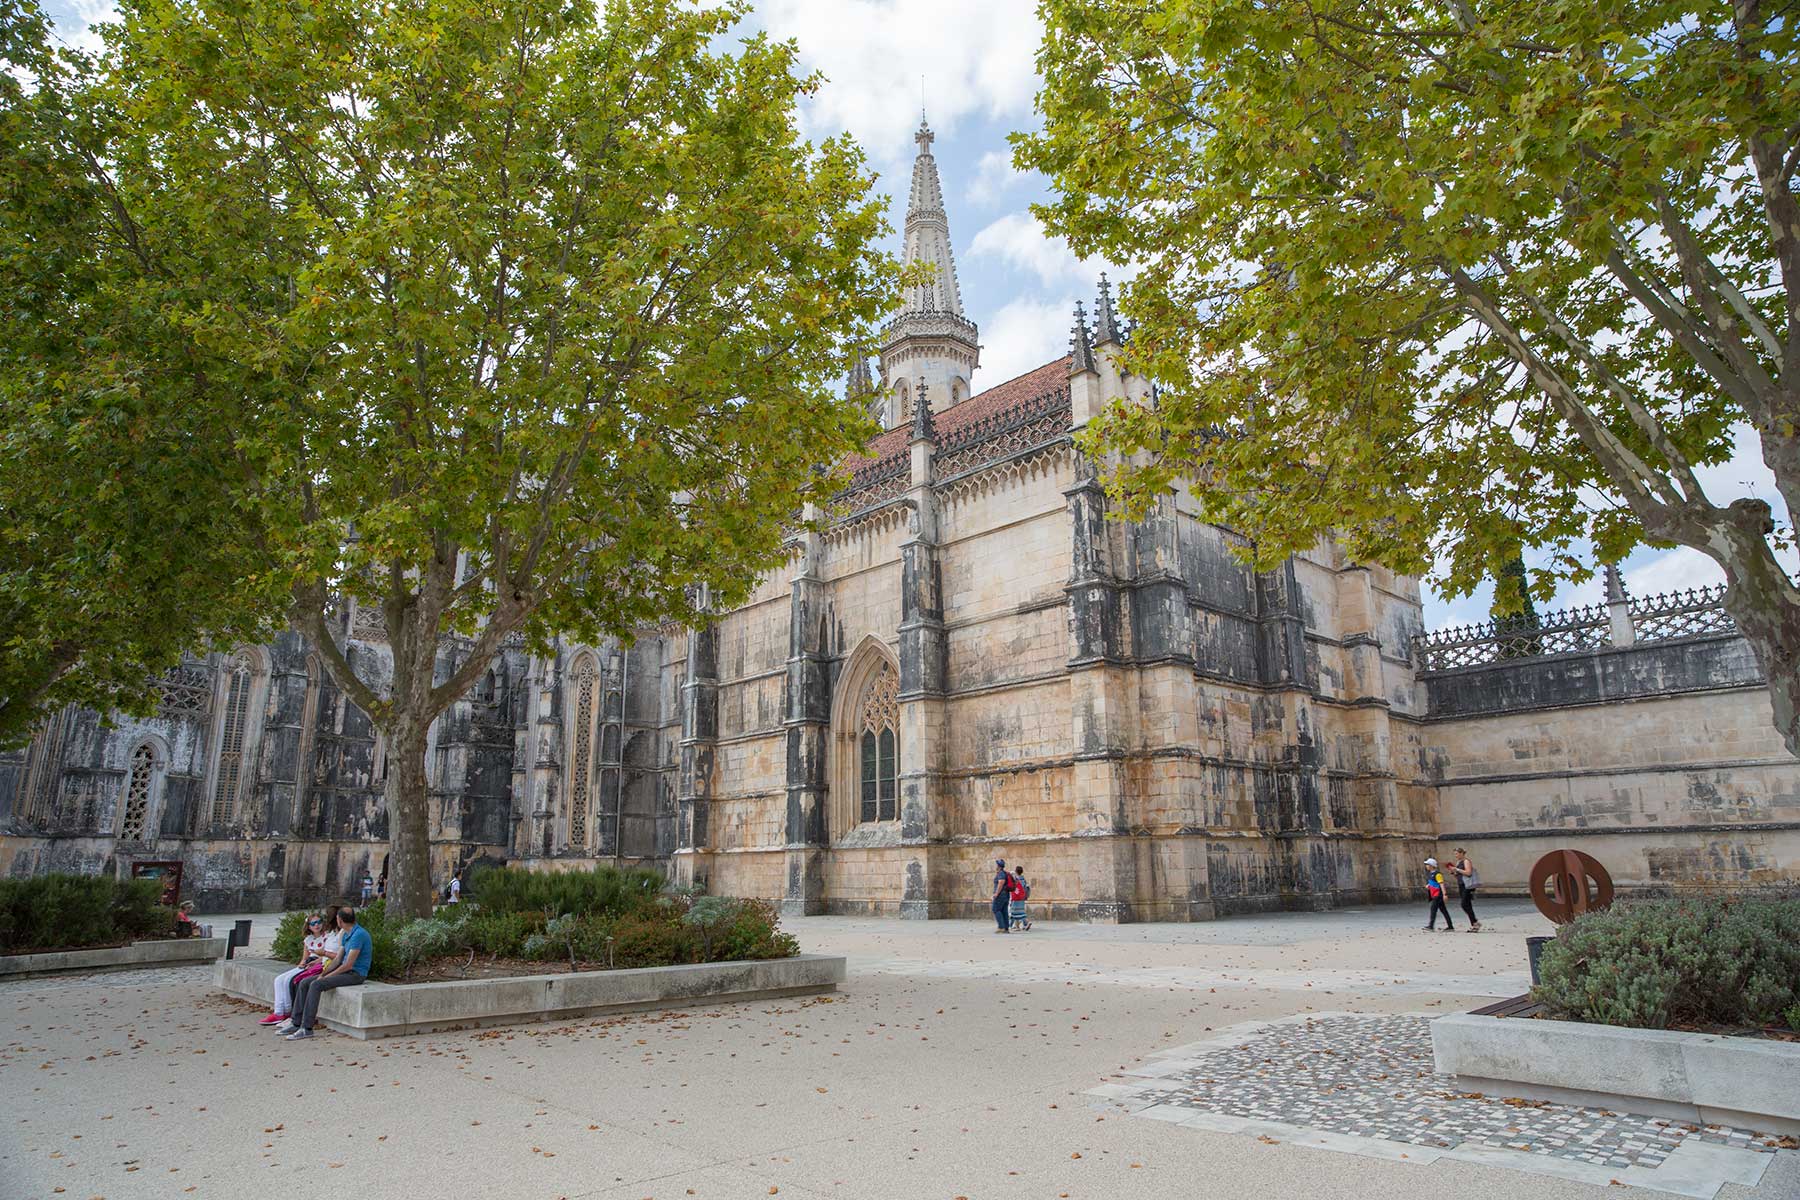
[260,907,343,1026]
[1451,849,1482,932]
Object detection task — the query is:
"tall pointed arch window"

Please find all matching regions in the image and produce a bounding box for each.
[858,664,899,824]
[567,653,599,849]
[211,651,258,826]
[20,705,73,826]
[120,742,159,842]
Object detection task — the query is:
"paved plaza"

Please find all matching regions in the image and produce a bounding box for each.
[2,901,1795,1200]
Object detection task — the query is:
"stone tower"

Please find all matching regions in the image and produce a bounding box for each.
[878,116,979,426]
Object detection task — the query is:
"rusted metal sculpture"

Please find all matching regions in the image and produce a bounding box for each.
[1528,849,1614,924]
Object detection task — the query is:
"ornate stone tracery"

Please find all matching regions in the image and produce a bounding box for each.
[120,742,157,841]
[568,654,599,849]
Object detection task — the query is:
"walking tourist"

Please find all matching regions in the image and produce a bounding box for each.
[1423,857,1454,932]
[449,873,462,903]
[991,859,1013,933]
[360,872,374,904]
[377,872,387,900]
[1008,866,1032,931]
[261,908,340,1026]
[1451,848,1482,932]
[279,907,373,1040]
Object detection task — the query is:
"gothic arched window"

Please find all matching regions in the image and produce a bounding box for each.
[19,705,73,826]
[210,651,260,827]
[120,742,159,841]
[295,656,322,832]
[567,653,599,849]
[857,664,899,824]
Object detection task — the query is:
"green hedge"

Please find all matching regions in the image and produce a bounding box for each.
[0,875,173,954]
[1534,895,1800,1031]
[466,864,664,919]
[266,868,798,981]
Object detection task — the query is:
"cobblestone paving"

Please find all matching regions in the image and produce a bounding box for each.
[1116,1015,1784,1170]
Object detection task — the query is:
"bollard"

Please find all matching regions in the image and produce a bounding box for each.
[1526,934,1552,985]
[228,918,252,960]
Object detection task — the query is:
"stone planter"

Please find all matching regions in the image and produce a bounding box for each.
[1432,1012,1800,1136]
[216,953,847,1039]
[0,937,227,979]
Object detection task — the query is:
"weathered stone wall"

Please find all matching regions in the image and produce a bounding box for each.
[1422,635,1800,893]
[2,629,529,910]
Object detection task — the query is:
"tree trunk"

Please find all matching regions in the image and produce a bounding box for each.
[1717,540,1800,759]
[382,717,435,921]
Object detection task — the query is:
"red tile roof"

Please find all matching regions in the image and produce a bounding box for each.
[847,355,1071,469]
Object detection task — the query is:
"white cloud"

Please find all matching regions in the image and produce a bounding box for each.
[979,295,1072,387]
[1621,548,1724,598]
[969,213,1085,287]
[758,0,1041,165]
[966,148,1029,205]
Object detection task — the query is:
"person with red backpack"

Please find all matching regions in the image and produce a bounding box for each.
[1423,857,1454,932]
[1008,865,1032,931]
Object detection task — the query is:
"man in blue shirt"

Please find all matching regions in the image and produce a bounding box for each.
[283,907,373,1040]
[990,859,1012,933]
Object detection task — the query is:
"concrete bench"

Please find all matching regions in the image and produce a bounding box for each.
[1432,1011,1800,1136]
[0,937,226,979]
[216,952,846,1039]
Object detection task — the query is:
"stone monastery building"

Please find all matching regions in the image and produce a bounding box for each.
[3,123,1797,914]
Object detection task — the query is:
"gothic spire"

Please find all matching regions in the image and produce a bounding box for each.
[1093,273,1121,346]
[901,116,964,317]
[1069,301,1097,376]
[846,354,872,399]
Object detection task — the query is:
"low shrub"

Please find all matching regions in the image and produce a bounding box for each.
[467,864,664,920]
[465,909,542,956]
[1534,895,1800,1031]
[610,910,699,969]
[0,875,172,954]
[390,916,453,969]
[683,897,797,963]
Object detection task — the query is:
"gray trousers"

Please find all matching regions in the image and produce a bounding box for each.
[294,971,365,1030]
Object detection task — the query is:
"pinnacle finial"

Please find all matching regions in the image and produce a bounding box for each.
[914,115,934,153]
[1603,563,1628,603]
[911,374,934,441]
[1070,301,1097,376]
[846,355,872,400]
[1093,273,1121,346]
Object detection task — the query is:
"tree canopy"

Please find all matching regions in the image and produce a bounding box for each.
[28,0,900,915]
[0,0,282,748]
[1020,0,1800,753]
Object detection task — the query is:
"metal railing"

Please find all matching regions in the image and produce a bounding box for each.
[1414,583,1733,672]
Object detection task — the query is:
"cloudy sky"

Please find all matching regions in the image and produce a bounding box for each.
[43,0,1793,630]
